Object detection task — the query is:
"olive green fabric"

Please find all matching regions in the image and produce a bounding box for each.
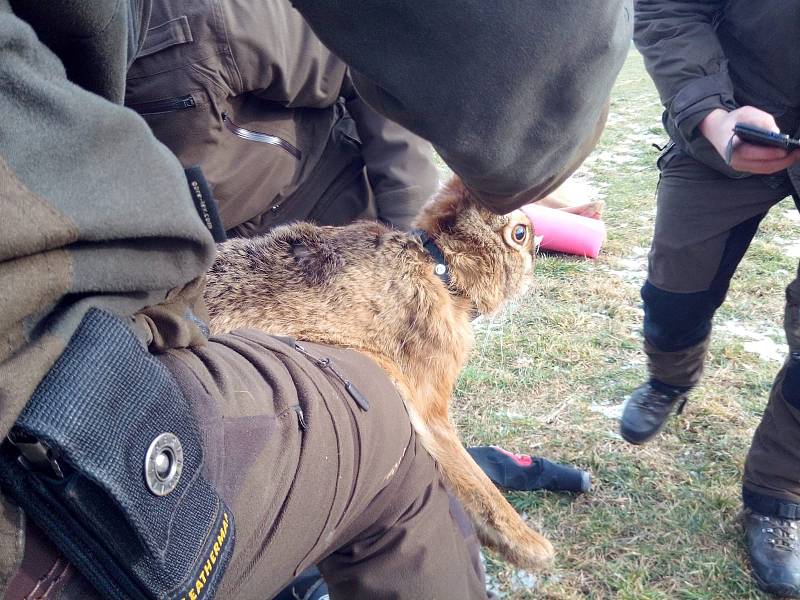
[0,0,215,436]
[291,0,633,213]
[0,0,215,589]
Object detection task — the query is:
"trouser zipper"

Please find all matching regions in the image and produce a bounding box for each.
[129,94,196,115]
[293,344,370,411]
[222,112,302,160]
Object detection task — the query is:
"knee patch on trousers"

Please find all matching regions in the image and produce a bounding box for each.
[641,281,714,351]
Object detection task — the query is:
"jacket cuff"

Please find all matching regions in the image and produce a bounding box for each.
[669,66,737,142]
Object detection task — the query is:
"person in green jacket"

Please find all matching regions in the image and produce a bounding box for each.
[0,0,630,598]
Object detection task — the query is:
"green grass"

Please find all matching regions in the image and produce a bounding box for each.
[451,50,797,599]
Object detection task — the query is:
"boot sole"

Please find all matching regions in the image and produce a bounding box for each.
[619,413,672,445]
[752,571,800,598]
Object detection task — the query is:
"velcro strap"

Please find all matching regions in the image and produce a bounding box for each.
[743,486,800,521]
[185,166,227,243]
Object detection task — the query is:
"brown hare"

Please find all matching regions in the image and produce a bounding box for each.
[204,176,553,570]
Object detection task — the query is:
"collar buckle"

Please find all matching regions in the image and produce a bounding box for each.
[411,229,451,286]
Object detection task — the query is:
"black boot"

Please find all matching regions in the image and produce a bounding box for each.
[744,510,800,598]
[619,382,688,445]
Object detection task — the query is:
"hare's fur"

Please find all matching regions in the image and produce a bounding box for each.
[205,177,553,569]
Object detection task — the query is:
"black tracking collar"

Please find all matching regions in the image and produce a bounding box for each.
[410,229,451,286]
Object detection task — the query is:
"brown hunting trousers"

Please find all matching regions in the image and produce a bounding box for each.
[6,331,487,599]
[642,144,800,510]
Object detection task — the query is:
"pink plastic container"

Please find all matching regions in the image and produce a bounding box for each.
[521,203,606,259]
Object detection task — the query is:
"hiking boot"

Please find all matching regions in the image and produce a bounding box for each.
[619,383,688,445]
[744,510,800,598]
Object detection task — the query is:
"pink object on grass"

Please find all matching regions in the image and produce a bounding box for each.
[491,445,533,467]
[521,203,607,259]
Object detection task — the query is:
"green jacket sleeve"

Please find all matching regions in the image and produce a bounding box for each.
[634,0,738,162]
[291,0,632,213]
[0,0,216,440]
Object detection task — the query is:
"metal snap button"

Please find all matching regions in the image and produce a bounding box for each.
[145,433,184,496]
[434,263,447,276]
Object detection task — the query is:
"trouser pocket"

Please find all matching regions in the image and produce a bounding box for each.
[227,103,369,236]
[0,309,234,600]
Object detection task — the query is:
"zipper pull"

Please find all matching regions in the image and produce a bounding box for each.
[294,344,370,411]
[345,382,370,411]
[293,405,307,430]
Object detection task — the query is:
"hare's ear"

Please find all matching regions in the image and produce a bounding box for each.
[411,176,472,234]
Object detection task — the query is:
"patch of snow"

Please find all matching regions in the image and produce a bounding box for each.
[590,151,637,165]
[481,552,506,599]
[742,339,786,363]
[589,401,626,420]
[509,570,538,592]
[717,319,786,363]
[601,252,649,284]
[617,257,646,271]
[606,268,647,283]
[769,236,800,259]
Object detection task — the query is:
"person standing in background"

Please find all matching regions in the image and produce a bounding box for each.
[622,1,800,595]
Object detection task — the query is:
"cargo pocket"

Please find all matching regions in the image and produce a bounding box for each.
[653,139,678,198]
[125,4,220,149]
[293,108,369,226]
[128,93,200,116]
[137,15,193,59]
[0,309,234,600]
[655,139,677,172]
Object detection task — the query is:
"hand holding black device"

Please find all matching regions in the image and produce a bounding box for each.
[733,123,800,151]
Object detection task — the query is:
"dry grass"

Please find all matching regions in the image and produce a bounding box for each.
[448,50,798,598]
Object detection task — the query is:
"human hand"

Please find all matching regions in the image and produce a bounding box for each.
[698,106,800,174]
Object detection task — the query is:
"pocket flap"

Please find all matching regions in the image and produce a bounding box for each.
[11,309,234,599]
[138,16,193,58]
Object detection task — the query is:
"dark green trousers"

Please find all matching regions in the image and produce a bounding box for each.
[642,144,800,509]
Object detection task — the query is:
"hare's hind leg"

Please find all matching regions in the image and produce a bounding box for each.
[406,406,554,571]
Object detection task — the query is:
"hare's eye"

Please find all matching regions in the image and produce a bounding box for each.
[513,224,528,243]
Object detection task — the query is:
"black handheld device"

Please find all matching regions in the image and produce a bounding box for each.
[733,123,800,151]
